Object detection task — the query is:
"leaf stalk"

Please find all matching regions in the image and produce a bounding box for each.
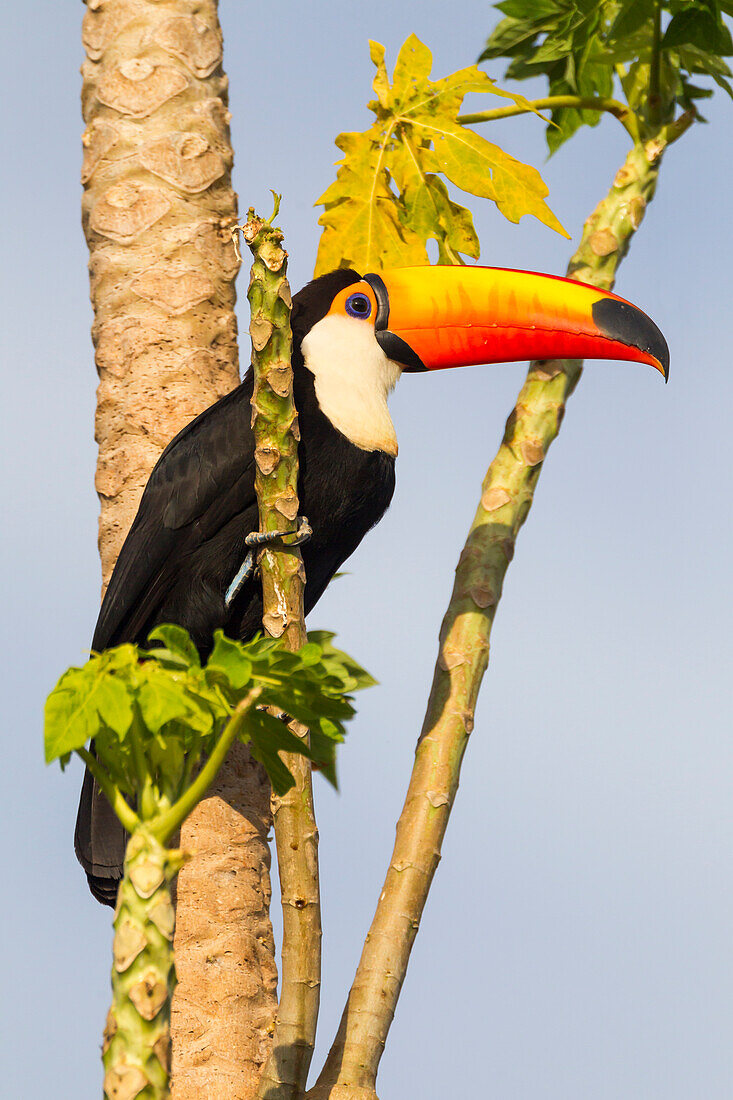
[459,94,640,139]
[151,686,264,843]
[76,746,139,834]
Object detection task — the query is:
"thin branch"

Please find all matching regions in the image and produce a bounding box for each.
[76,747,139,834]
[308,133,672,1100]
[236,205,322,1100]
[458,94,639,139]
[152,686,264,843]
[260,724,322,1100]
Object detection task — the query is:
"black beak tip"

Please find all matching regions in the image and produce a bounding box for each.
[655,335,670,384]
[591,297,670,383]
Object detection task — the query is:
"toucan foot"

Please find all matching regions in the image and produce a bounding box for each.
[225,516,312,608]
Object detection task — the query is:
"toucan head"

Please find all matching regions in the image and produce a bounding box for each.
[292,266,669,456]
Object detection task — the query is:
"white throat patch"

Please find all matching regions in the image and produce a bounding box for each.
[301,314,402,456]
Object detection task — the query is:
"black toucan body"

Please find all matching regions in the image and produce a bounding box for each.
[75,264,669,905]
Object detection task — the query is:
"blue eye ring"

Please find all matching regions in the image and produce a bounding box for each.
[345,292,372,319]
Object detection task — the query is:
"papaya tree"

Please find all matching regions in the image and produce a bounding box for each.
[299,9,732,1092]
[69,6,579,1096]
[78,3,281,1093]
[40,1,731,1098]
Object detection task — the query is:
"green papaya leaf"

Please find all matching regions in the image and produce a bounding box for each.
[44,660,133,762]
[481,0,732,148]
[137,674,205,735]
[297,641,325,666]
[93,720,138,794]
[663,9,733,55]
[497,0,559,21]
[711,70,733,99]
[308,727,339,788]
[146,736,186,795]
[207,631,255,689]
[308,631,377,688]
[252,747,296,797]
[608,0,655,44]
[46,629,372,827]
[146,624,201,667]
[246,709,314,759]
[246,710,302,795]
[483,15,548,55]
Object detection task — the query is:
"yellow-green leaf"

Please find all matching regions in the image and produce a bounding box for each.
[415,116,570,236]
[314,34,568,277]
[369,40,391,110]
[314,129,427,273]
[391,33,434,105]
[390,139,479,263]
[44,663,133,763]
[315,197,426,274]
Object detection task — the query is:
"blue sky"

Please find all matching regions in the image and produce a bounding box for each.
[2,2,732,1097]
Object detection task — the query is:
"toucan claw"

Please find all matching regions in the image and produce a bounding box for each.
[225,516,312,608]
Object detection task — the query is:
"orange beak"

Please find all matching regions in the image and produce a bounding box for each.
[363,266,669,380]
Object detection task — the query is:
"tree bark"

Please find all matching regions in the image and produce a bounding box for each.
[81,3,277,1096]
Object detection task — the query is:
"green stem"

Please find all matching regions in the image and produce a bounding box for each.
[664,109,695,145]
[259,732,322,1100]
[130,708,156,820]
[103,828,184,1100]
[458,94,639,139]
[76,747,139,834]
[151,686,263,843]
[177,731,201,797]
[235,203,322,1100]
[308,136,670,1100]
[240,198,305,648]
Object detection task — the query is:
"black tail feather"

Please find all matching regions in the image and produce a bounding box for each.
[74,765,126,908]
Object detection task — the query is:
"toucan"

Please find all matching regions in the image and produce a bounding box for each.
[75,264,669,904]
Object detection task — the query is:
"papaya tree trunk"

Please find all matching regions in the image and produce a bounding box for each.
[80,2,276,1096]
[104,830,184,1100]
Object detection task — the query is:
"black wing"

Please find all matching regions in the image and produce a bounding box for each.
[93,379,256,650]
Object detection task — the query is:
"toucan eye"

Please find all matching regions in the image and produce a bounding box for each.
[345,293,372,319]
